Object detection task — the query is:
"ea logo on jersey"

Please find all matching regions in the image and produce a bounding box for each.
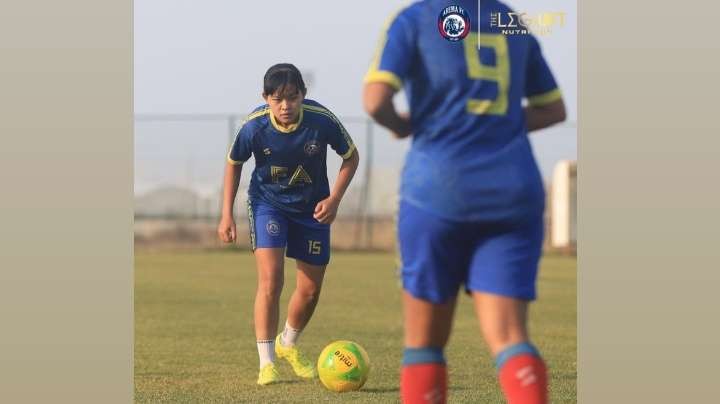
[266,220,280,236]
[304,141,320,157]
[438,5,471,41]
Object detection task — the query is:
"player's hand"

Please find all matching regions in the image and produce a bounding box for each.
[393,111,412,139]
[217,216,237,243]
[314,196,340,224]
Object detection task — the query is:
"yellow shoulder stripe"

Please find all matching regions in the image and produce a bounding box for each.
[226,152,244,165]
[303,105,356,153]
[302,105,347,132]
[364,8,405,90]
[341,144,356,160]
[226,108,268,164]
[245,107,270,122]
[363,70,402,91]
[528,88,562,107]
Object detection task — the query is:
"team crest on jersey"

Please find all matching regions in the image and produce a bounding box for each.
[266,220,280,236]
[304,140,320,156]
[438,5,471,41]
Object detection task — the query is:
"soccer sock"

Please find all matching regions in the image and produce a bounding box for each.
[257,339,275,369]
[495,342,548,404]
[400,347,447,404]
[280,320,302,347]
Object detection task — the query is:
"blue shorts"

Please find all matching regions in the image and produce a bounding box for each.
[247,200,330,266]
[398,200,544,303]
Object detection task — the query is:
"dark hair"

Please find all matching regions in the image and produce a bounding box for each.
[263,63,307,96]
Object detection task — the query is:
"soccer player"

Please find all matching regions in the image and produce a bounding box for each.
[218,63,359,385]
[363,1,566,403]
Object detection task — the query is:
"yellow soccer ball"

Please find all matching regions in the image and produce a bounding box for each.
[317,340,371,392]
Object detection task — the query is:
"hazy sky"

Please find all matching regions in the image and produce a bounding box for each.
[134,0,576,197]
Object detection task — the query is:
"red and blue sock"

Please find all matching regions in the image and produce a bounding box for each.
[401,347,447,404]
[495,342,548,404]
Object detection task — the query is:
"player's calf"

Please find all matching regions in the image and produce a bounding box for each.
[401,347,447,404]
[496,342,548,404]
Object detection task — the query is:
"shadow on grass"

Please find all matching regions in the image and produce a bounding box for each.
[277,380,304,385]
[254,380,304,386]
[361,387,399,393]
[362,385,469,394]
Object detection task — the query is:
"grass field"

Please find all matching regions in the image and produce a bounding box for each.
[135,251,576,403]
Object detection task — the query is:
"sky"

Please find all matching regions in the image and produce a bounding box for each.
[134,0,577,204]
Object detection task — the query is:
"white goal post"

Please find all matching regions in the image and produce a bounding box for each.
[550,160,577,249]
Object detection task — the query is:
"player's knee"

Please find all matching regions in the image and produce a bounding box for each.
[483,329,529,355]
[297,284,321,303]
[258,278,284,300]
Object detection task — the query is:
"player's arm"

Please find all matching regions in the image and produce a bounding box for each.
[218,162,242,243]
[363,8,415,138]
[525,98,566,132]
[219,122,252,243]
[524,34,566,132]
[314,149,359,224]
[363,82,411,139]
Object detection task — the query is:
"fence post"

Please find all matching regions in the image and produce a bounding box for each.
[364,119,374,249]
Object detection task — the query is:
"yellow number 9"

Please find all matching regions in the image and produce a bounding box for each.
[463,33,509,115]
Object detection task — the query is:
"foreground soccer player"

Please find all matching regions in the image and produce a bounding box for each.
[364,1,566,403]
[218,63,359,385]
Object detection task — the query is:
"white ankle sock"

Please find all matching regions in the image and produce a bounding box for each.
[257,339,275,369]
[280,321,302,347]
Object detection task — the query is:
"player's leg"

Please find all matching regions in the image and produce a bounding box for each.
[474,293,547,404]
[284,214,330,335]
[473,293,529,355]
[284,259,325,342]
[248,201,289,384]
[467,216,547,404]
[253,247,286,346]
[397,201,472,404]
[401,291,456,404]
[275,213,330,378]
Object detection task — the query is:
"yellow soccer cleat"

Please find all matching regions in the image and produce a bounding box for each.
[275,334,317,379]
[256,363,280,386]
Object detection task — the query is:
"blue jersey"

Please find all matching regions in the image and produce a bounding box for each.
[227,99,355,214]
[365,0,561,222]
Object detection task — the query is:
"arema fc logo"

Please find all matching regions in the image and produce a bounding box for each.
[304,140,320,157]
[438,5,471,41]
[266,220,280,236]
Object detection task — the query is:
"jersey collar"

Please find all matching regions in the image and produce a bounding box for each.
[269,108,304,133]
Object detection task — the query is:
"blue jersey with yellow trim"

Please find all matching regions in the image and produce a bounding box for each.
[228,99,355,213]
[366,0,561,222]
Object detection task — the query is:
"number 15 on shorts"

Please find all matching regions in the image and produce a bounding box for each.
[308,240,322,255]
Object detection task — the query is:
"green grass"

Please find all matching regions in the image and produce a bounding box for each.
[135,251,576,403]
